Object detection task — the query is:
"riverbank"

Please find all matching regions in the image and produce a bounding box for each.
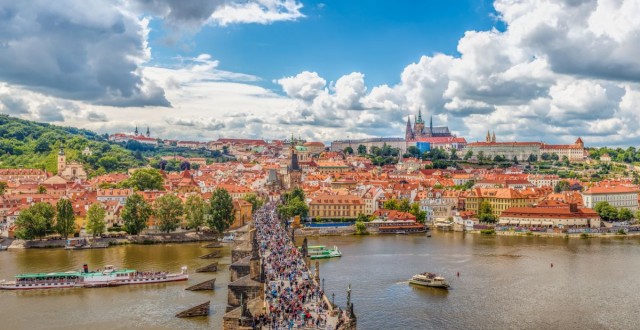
[469,229,640,239]
[294,225,640,241]
[5,231,220,250]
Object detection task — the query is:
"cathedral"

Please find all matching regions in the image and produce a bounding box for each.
[405,110,452,141]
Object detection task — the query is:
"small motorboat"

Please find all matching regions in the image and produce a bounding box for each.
[409,272,449,289]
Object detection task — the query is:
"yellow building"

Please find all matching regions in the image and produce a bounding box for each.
[308,194,365,220]
[465,188,531,217]
[231,199,253,229]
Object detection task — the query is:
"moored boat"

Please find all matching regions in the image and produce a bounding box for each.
[221,233,235,243]
[409,272,449,289]
[0,264,188,290]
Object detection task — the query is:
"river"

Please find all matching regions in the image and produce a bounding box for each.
[2,234,640,329]
[0,243,230,330]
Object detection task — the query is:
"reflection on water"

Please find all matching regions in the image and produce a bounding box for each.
[0,243,230,330]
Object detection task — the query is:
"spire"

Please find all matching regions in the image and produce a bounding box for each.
[492,131,496,143]
[146,126,150,137]
[430,115,433,132]
[405,116,413,141]
[417,109,423,124]
[134,125,139,136]
[486,130,491,142]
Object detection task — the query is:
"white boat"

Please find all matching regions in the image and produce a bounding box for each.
[221,233,235,243]
[0,264,188,290]
[307,245,342,260]
[409,272,450,289]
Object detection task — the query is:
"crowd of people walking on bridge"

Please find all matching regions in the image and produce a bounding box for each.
[252,202,333,329]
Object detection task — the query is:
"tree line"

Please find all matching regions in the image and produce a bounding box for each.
[14,188,265,240]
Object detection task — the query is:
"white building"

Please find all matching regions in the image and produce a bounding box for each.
[582,186,639,212]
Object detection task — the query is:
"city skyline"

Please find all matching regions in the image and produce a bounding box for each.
[1,1,639,146]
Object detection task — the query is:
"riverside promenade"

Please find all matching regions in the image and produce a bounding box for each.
[255,203,353,329]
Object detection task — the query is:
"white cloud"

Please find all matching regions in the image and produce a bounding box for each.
[2,0,640,146]
[210,0,304,26]
[0,1,169,107]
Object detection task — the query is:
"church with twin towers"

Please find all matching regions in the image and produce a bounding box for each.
[405,109,452,141]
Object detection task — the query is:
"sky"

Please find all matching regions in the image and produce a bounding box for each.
[0,0,639,146]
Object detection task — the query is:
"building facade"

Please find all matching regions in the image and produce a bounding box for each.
[582,186,640,212]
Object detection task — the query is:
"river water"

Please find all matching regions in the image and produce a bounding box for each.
[2,234,640,329]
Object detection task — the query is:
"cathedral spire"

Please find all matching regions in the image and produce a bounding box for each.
[486,130,491,142]
[492,131,496,143]
[134,126,138,136]
[405,116,413,141]
[417,108,423,124]
[430,115,433,133]
[146,126,150,137]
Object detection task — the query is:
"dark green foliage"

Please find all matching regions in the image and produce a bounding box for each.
[119,168,164,191]
[55,198,76,239]
[15,202,56,240]
[207,188,235,233]
[0,115,146,176]
[122,194,152,235]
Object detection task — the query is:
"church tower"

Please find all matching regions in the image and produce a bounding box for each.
[492,131,496,143]
[57,147,66,174]
[288,137,302,189]
[486,130,491,142]
[414,110,425,138]
[405,116,414,141]
[134,126,139,136]
[146,126,150,137]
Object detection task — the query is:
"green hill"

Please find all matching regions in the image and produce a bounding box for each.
[0,115,147,176]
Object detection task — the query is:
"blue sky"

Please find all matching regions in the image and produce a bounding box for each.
[149,0,500,88]
[1,0,640,146]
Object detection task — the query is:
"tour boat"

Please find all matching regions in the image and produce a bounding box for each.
[0,264,188,290]
[307,245,342,260]
[409,272,450,289]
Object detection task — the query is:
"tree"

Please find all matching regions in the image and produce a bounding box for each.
[121,168,164,191]
[527,154,538,162]
[0,181,7,195]
[86,203,106,239]
[398,199,411,212]
[288,187,305,203]
[409,202,427,224]
[356,213,370,223]
[618,208,633,222]
[464,150,473,161]
[37,185,47,194]
[122,194,153,235]
[185,195,206,233]
[594,201,618,222]
[244,193,264,212]
[407,146,420,157]
[207,188,235,233]
[55,198,76,239]
[478,201,496,223]
[554,180,570,193]
[383,198,399,210]
[344,146,354,155]
[450,149,458,160]
[15,202,56,240]
[354,221,368,235]
[154,194,184,233]
[357,144,367,155]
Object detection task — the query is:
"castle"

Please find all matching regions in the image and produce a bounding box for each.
[405,110,452,141]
